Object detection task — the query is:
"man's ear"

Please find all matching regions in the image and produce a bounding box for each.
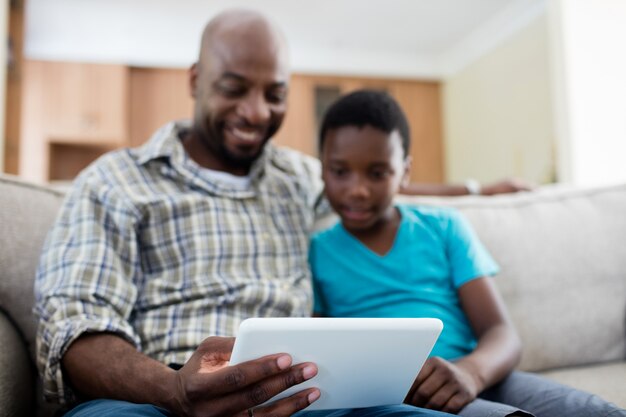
[402,156,412,187]
[189,63,199,99]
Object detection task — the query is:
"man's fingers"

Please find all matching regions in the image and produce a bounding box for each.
[200,353,296,394]
[210,362,318,414]
[196,336,236,369]
[250,362,318,402]
[254,388,321,417]
[237,362,318,409]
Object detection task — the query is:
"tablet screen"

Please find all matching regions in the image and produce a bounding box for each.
[230,317,442,411]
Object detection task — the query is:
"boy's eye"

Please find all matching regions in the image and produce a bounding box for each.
[330,167,347,177]
[370,169,390,180]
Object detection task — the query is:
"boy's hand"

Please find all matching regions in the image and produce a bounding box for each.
[404,356,481,414]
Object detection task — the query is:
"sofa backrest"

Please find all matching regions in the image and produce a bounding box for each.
[2,173,625,377]
[394,184,626,372]
[0,175,65,363]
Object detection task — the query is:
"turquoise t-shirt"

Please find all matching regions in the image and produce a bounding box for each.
[310,204,499,360]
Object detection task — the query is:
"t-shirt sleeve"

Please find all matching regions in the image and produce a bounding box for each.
[445,209,499,288]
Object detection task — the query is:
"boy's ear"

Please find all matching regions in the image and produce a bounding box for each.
[401,156,412,187]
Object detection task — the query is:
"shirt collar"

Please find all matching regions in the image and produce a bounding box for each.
[135,121,186,166]
[134,120,273,197]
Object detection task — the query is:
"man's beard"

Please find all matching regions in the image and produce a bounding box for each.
[198,123,269,170]
[217,139,263,169]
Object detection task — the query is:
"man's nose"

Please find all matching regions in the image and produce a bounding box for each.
[238,92,270,125]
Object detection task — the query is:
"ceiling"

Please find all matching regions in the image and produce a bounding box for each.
[25,0,547,79]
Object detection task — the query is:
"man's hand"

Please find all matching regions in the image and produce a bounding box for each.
[404,356,482,414]
[480,178,534,195]
[170,336,320,417]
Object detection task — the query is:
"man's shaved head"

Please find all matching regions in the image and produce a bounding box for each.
[198,9,289,74]
[185,9,291,175]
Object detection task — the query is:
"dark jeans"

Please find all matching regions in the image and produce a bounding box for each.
[459,371,626,417]
[63,371,626,417]
[65,401,454,417]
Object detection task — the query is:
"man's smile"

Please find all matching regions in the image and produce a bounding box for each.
[225,123,267,144]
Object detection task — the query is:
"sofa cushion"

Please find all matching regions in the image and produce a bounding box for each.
[0,312,35,417]
[0,175,65,362]
[4,172,626,398]
[396,184,626,372]
[540,361,626,408]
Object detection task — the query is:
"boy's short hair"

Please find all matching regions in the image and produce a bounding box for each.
[319,89,411,157]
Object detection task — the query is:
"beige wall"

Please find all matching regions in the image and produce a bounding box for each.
[443,15,555,184]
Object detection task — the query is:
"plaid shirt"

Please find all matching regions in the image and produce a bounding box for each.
[34,121,326,404]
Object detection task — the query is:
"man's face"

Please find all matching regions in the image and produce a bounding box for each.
[190,31,289,172]
[321,125,409,234]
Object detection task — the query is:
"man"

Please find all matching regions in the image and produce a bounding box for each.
[34,9,523,417]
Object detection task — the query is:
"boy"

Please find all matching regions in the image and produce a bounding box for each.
[310,90,625,417]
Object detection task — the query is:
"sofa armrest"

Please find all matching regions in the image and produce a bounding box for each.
[0,310,35,417]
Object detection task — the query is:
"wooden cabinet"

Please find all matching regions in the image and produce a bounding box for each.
[273,75,317,155]
[390,81,443,183]
[129,68,193,146]
[42,62,128,144]
[18,62,443,184]
[4,0,26,175]
[274,74,444,183]
[19,60,129,182]
[127,70,444,183]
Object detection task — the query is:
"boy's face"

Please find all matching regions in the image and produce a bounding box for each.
[321,125,410,234]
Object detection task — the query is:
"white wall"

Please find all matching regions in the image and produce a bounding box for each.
[550,0,626,186]
[22,0,582,186]
[443,15,555,184]
[22,0,546,80]
[23,0,440,79]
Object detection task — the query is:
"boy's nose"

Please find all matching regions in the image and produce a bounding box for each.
[347,177,370,198]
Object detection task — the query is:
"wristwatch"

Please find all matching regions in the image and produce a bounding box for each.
[464,179,482,195]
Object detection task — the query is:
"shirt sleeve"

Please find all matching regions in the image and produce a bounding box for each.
[309,236,328,315]
[272,146,330,225]
[295,151,330,222]
[34,172,142,404]
[445,209,500,288]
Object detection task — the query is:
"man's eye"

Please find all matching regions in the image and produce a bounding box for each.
[218,83,245,97]
[331,168,347,177]
[267,89,287,104]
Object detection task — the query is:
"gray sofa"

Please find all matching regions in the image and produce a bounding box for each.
[1,173,624,417]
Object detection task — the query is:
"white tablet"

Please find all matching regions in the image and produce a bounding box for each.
[230,317,443,411]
